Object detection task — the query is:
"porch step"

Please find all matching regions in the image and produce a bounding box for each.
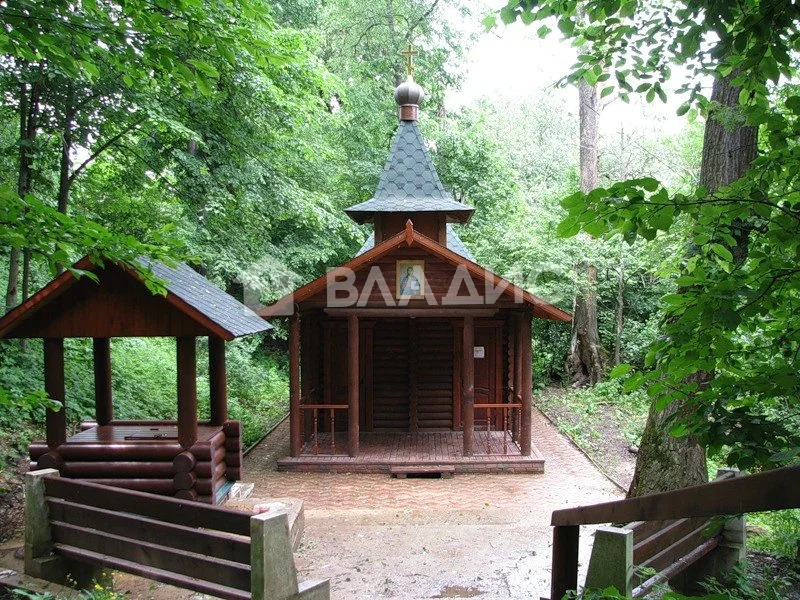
[390,465,455,479]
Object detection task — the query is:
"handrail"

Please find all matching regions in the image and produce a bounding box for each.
[551,464,800,526]
[549,465,800,600]
[298,404,348,455]
[474,403,522,455]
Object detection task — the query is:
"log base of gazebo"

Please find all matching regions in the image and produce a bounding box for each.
[276,431,545,474]
[28,419,243,504]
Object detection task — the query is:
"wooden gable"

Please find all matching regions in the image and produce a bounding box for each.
[5,264,215,339]
[260,222,571,322]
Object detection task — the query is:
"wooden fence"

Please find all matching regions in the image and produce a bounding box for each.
[25,469,329,600]
[549,464,800,600]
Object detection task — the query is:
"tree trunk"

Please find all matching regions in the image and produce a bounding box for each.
[567,78,604,386]
[614,251,625,366]
[6,75,41,313]
[629,71,758,497]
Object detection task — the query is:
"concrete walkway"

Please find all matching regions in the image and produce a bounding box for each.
[244,410,622,599]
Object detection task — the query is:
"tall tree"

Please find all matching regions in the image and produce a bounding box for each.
[567,74,604,387]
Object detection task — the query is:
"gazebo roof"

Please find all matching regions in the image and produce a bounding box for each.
[0,256,272,340]
[345,120,474,224]
[355,223,475,261]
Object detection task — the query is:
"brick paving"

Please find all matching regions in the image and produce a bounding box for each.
[244,410,623,599]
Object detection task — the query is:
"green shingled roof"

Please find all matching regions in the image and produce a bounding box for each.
[345,120,474,224]
[355,224,475,262]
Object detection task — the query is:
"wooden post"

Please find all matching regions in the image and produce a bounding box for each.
[347,314,359,457]
[24,468,60,579]
[250,511,330,600]
[462,315,474,456]
[551,525,580,600]
[93,338,113,425]
[209,336,227,426]
[521,312,533,456]
[289,313,301,457]
[44,338,66,449]
[513,315,523,441]
[177,336,198,449]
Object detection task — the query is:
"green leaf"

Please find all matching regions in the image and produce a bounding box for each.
[710,243,733,262]
[600,86,614,98]
[536,24,551,38]
[556,218,581,238]
[482,13,498,30]
[610,363,632,378]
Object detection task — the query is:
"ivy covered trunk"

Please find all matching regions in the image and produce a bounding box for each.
[567,78,604,387]
[629,71,758,497]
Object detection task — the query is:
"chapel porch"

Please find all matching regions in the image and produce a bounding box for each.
[276,430,545,474]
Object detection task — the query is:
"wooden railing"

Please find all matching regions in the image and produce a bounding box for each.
[299,404,348,455]
[474,403,522,455]
[25,469,329,600]
[548,464,800,600]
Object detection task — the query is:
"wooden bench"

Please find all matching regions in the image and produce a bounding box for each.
[390,465,455,479]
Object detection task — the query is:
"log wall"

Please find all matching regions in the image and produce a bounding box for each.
[29,419,243,504]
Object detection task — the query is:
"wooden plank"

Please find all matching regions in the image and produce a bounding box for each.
[93,338,113,425]
[51,521,250,589]
[324,308,499,317]
[43,477,251,535]
[552,464,800,526]
[44,338,66,448]
[639,522,722,575]
[54,544,249,600]
[633,517,710,564]
[409,320,418,432]
[47,498,250,564]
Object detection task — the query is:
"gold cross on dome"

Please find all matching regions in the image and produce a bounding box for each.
[400,43,418,77]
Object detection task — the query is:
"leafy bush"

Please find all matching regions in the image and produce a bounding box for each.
[748,509,800,560]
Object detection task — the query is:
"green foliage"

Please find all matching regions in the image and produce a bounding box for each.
[748,509,800,559]
[493,0,800,471]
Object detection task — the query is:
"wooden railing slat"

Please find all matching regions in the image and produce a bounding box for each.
[551,465,800,526]
[47,498,250,564]
[54,544,250,600]
[44,476,250,536]
[51,522,251,591]
[632,517,714,565]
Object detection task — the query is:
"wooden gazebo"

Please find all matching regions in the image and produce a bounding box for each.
[260,75,570,475]
[0,257,271,504]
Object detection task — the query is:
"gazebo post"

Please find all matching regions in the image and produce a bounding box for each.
[43,338,66,449]
[93,338,113,425]
[289,313,301,457]
[462,315,474,457]
[520,312,533,456]
[177,336,198,449]
[347,314,360,457]
[209,336,227,426]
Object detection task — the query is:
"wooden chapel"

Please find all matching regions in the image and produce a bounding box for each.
[261,68,571,474]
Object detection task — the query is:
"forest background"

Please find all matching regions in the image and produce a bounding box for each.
[0,0,796,569]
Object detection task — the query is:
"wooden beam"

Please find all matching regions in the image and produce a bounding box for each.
[409,320,418,432]
[177,336,198,449]
[289,313,301,457]
[92,338,113,426]
[347,314,359,457]
[462,315,474,456]
[520,313,532,456]
[44,338,66,449]
[209,336,227,426]
[324,308,498,318]
[552,464,800,526]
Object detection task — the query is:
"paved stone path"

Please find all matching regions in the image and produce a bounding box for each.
[244,410,622,599]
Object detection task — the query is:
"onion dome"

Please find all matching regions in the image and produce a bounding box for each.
[395,77,424,121]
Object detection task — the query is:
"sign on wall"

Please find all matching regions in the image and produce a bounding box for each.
[473,346,485,359]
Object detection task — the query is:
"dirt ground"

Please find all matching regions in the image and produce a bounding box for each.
[243,410,623,600]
